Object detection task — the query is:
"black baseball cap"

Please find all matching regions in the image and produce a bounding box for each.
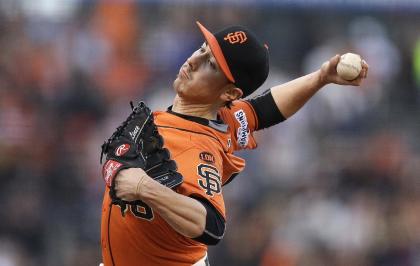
[196,21,269,97]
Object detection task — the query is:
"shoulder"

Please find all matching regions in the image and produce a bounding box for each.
[218,100,259,150]
[219,100,258,129]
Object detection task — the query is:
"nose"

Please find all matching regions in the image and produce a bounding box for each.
[187,57,195,71]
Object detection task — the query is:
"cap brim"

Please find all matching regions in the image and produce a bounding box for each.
[196,21,235,83]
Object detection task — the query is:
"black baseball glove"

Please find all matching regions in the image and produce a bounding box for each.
[100,101,183,215]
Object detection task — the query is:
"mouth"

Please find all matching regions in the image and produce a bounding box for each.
[179,67,190,80]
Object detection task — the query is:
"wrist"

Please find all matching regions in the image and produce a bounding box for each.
[135,173,151,199]
[315,69,328,88]
[136,175,163,201]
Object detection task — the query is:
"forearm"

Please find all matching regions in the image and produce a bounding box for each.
[271,70,324,118]
[140,177,207,238]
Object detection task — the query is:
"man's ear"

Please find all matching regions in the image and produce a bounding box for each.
[220,85,243,102]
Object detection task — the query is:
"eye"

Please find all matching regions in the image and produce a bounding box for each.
[208,59,216,70]
[199,46,205,53]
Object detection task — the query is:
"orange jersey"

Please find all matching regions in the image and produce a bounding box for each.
[101,100,259,266]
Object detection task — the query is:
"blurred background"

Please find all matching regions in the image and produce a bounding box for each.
[0,0,419,265]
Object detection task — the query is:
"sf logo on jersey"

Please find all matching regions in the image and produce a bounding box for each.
[197,164,222,197]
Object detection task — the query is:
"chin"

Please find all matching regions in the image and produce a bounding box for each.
[174,76,193,93]
[173,77,182,92]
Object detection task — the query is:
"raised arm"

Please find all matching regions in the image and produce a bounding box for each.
[271,54,369,119]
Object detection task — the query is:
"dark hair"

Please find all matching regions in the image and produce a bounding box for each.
[225,100,233,109]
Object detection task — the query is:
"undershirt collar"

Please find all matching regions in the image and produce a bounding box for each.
[167,106,228,133]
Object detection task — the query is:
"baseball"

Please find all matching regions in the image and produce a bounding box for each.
[336,53,362,81]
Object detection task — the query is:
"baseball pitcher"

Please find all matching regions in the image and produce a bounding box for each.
[99,21,369,265]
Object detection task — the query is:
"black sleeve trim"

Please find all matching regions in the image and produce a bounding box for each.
[247,89,286,130]
[222,172,239,187]
[190,196,226,246]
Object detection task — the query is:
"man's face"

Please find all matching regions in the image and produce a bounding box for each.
[173,43,231,104]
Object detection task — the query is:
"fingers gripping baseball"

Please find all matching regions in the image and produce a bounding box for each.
[115,168,149,202]
[320,54,369,86]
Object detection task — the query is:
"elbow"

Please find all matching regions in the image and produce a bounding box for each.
[185,206,207,238]
[192,215,226,245]
[186,221,206,239]
[193,228,225,246]
[190,196,226,245]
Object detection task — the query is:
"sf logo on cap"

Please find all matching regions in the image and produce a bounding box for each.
[224,31,247,44]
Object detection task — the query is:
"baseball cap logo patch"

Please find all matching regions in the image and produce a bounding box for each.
[224,31,247,44]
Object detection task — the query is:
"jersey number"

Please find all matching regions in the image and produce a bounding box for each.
[130,201,154,221]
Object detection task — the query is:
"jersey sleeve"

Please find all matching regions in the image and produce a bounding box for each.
[218,100,259,151]
[173,148,226,219]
